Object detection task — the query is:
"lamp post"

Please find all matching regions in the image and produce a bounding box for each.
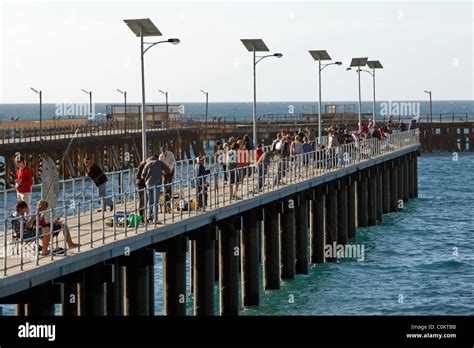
[124,18,180,161]
[424,90,432,122]
[30,87,42,139]
[241,39,282,146]
[117,89,127,132]
[200,89,209,125]
[308,50,342,143]
[347,58,368,131]
[117,89,127,117]
[348,60,383,124]
[159,89,169,118]
[366,60,383,123]
[81,89,93,118]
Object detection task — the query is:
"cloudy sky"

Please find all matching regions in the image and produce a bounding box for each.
[0,0,472,103]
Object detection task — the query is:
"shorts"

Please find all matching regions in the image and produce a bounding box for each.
[229,169,241,185]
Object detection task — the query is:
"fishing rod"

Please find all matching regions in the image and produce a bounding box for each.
[42,127,80,201]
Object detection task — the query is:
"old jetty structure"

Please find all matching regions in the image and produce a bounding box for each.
[0,128,419,315]
[1,108,473,186]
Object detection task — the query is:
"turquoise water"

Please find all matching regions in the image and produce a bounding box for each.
[2,154,473,315]
[239,154,474,315]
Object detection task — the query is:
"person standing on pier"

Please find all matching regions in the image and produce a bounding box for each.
[254,143,266,191]
[227,142,241,199]
[141,155,170,223]
[14,155,33,208]
[159,146,176,204]
[195,156,211,209]
[136,157,150,219]
[84,157,113,212]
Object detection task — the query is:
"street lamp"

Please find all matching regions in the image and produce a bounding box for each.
[124,18,180,161]
[424,90,432,122]
[159,89,169,119]
[347,57,368,131]
[200,89,208,125]
[81,89,93,117]
[308,50,342,143]
[117,89,127,117]
[30,87,42,139]
[241,39,282,145]
[348,60,383,124]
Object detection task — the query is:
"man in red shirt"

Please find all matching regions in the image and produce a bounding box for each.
[15,155,33,208]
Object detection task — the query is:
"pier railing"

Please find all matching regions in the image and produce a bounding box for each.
[0,129,419,276]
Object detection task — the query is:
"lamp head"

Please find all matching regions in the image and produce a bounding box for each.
[335,61,342,65]
[273,53,283,58]
[346,67,352,71]
[168,38,180,45]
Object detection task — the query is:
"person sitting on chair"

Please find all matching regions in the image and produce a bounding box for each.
[11,200,36,243]
[35,200,80,254]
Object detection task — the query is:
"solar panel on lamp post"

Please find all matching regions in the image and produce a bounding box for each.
[241,39,282,146]
[309,50,342,144]
[124,18,180,161]
[349,57,368,131]
[367,60,383,124]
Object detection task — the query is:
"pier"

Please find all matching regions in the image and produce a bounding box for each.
[0,129,419,316]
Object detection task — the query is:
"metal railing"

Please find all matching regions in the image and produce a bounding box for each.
[380,113,474,124]
[0,114,325,146]
[0,129,419,276]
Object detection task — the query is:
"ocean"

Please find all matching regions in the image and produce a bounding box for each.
[0,100,473,121]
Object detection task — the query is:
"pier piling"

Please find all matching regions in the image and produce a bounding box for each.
[357,172,368,227]
[123,249,153,315]
[368,168,377,226]
[389,160,399,212]
[382,163,390,214]
[280,196,296,280]
[337,179,348,246]
[397,158,404,204]
[241,210,260,306]
[193,226,216,315]
[218,217,241,315]
[163,237,187,316]
[83,264,108,315]
[403,156,409,202]
[310,187,326,263]
[295,193,309,274]
[376,166,383,223]
[263,202,282,290]
[347,177,356,239]
[25,283,56,316]
[325,182,338,262]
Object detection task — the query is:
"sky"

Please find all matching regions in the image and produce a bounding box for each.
[0,0,472,103]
